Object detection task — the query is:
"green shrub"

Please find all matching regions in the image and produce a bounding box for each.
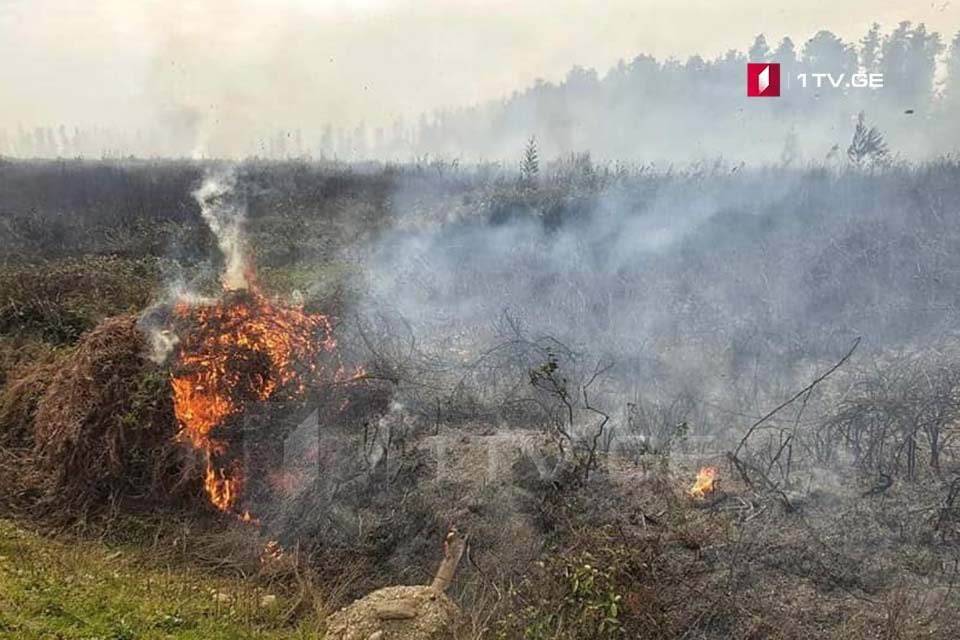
[497,552,624,640]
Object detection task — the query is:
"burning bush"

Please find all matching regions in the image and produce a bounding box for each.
[169,285,337,515]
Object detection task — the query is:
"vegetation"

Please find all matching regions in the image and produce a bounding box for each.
[520,137,539,184]
[497,554,624,640]
[847,111,889,165]
[0,519,323,639]
[3,157,960,637]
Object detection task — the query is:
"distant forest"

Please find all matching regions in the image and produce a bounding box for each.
[2,22,959,163]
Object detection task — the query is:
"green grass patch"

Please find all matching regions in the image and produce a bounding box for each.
[0,520,325,639]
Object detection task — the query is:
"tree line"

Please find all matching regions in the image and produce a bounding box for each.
[1,22,958,163]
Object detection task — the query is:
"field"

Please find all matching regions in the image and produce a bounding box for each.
[2,157,960,639]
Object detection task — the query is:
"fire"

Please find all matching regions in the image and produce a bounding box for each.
[260,540,285,564]
[205,459,244,512]
[689,466,717,498]
[171,285,335,513]
[335,364,368,383]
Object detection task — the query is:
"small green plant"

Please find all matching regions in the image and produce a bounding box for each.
[563,561,623,638]
[497,554,624,640]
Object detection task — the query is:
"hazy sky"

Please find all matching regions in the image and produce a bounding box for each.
[1,0,958,153]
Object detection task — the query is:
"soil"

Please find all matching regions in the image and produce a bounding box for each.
[324,585,460,640]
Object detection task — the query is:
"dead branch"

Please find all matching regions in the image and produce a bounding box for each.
[733,337,860,460]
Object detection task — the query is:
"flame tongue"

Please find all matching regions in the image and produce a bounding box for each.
[171,286,334,513]
[205,458,244,512]
[690,466,717,498]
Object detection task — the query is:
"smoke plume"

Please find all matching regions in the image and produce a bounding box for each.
[193,169,248,290]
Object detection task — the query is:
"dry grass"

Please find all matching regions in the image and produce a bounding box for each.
[0,315,198,521]
[0,343,59,449]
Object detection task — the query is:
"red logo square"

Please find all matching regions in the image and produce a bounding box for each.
[747,63,780,97]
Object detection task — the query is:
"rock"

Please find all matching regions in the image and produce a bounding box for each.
[260,594,277,608]
[374,600,418,620]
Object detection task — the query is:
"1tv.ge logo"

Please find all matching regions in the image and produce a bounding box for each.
[748,62,884,97]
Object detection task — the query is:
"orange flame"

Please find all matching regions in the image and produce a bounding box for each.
[171,285,334,513]
[260,540,285,564]
[204,457,244,511]
[335,364,367,383]
[689,466,717,498]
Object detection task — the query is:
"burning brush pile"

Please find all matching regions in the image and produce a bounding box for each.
[169,282,336,516]
[0,266,346,522]
[0,171,358,522]
[156,172,355,518]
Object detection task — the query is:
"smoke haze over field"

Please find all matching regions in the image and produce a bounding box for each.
[1,1,960,160]
[4,3,960,634]
[4,155,960,635]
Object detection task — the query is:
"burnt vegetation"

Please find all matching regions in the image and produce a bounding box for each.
[2,154,960,638]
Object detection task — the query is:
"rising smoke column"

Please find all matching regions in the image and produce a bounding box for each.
[139,168,247,364]
[193,169,249,291]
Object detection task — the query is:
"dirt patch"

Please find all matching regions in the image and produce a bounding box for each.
[325,585,460,640]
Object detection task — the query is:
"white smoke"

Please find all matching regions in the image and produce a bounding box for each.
[146,328,180,365]
[193,169,248,291]
[139,278,219,364]
[138,167,247,364]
